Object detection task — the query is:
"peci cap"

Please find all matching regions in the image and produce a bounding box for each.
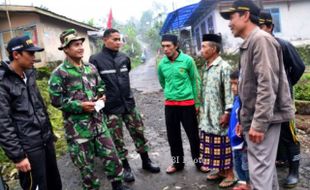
[202,33,222,44]
[161,34,178,44]
[220,0,260,20]
[58,28,85,50]
[6,35,44,53]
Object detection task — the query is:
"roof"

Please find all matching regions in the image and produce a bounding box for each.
[160,3,199,35]
[0,5,98,31]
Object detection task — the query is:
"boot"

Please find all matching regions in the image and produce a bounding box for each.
[140,152,160,173]
[122,159,135,182]
[111,181,133,190]
[284,143,300,188]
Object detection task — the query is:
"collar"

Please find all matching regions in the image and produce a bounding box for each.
[240,27,260,50]
[63,58,88,69]
[162,51,184,64]
[103,46,118,57]
[206,56,222,70]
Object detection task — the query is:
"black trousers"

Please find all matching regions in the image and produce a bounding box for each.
[277,121,300,162]
[19,140,62,190]
[165,105,200,168]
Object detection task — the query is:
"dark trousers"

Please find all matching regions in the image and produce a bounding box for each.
[165,105,200,168]
[277,121,300,162]
[19,140,62,190]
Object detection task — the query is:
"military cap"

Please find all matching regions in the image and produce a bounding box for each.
[58,29,85,50]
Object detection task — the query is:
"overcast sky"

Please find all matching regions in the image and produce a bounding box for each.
[1,0,200,25]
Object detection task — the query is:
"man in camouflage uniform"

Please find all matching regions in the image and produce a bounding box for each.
[89,28,160,182]
[48,29,132,190]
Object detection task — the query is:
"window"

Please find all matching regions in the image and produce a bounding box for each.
[201,21,206,35]
[195,28,201,51]
[207,15,214,33]
[266,8,281,33]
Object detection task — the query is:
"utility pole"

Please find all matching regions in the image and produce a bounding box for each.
[4,0,13,38]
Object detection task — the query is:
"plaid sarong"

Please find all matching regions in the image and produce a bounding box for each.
[200,131,233,170]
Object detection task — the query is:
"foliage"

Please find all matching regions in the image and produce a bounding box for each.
[294,73,310,101]
[296,45,310,66]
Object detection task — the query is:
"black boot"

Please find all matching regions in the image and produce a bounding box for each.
[284,144,300,188]
[111,181,132,190]
[140,152,160,173]
[122,159,135,182]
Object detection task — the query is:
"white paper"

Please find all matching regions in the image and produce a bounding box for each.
[94,99,105,112]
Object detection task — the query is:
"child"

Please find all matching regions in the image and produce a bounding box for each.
[228,70,250,190]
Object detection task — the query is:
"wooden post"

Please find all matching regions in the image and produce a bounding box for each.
[4,0,13,38]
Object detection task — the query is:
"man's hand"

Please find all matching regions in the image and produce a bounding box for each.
[81,101,95,113]
[219,113,230,128]
[249,127,265,144]
[16,158,31,172]
[195,107,199,115]
[235,123,243,137]
[98,95,106,101]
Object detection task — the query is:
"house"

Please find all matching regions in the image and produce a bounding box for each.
[0,5,99,67]
[161,0,310,54]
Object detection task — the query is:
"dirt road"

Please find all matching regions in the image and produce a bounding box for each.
[54,55,310,190]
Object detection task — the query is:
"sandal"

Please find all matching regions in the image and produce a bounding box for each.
[219,178,237,188]
[198,166,211,173]
[166,165,183,174]
[232,183,250,190]
[206,172,225,181]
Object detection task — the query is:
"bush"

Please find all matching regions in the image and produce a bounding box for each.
[294,73,310,101]
[296,45,310,66]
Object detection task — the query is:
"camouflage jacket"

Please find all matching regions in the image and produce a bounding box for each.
[48,59,106,140]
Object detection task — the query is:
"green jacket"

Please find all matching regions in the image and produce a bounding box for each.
[158,51,201,107]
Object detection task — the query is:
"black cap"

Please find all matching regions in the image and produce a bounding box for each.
[6,36,44,53]
[161,34,178,44]
[259,10,273,25]
[220,0,260,20]
[202,34,222,44]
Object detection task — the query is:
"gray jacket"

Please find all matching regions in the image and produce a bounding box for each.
[239,28,294,133]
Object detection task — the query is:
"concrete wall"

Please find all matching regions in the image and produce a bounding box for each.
[191,1,310,53]
[39,15,94,64]
[264,1,310,42]
[0,12,95,66]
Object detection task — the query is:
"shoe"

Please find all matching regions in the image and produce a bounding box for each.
[140,152,160,173]
[283,143,300,188]
[123,167,135,183]
[142,158,160,173]
[166,165,184,174]
[112,181,133,190]
[283,160,299,188]
[122,159,135,182]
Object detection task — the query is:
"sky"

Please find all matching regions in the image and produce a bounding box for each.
[1,0,200,25]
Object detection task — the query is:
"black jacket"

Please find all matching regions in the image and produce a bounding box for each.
[89,47,135,114]
[276,38,305,90]
[0,61,54,163]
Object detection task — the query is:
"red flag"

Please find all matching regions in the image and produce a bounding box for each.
[107,8,113,29]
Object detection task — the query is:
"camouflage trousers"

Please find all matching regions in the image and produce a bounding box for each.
[107,108,149,161]
[67,128,123,190]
